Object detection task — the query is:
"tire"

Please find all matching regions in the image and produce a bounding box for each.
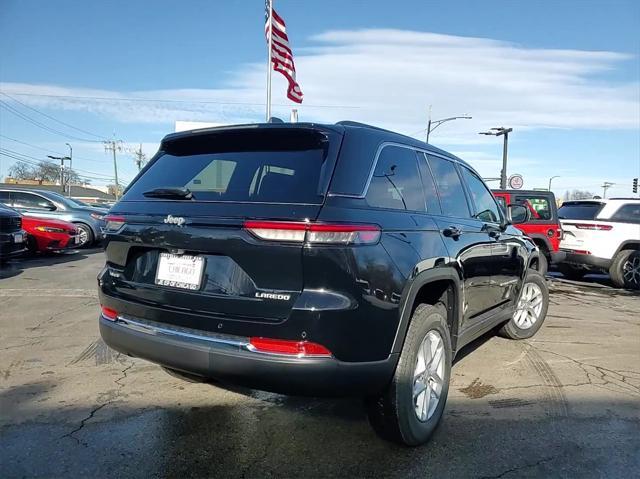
[74,223,94,247]
[536,253,548,276]
[365,303,451,446]
[557,264,585,281]
[499,269,549,340]
[610,250,640,290]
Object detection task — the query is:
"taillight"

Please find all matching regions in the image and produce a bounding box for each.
[104,215,125,232]
[101,305,118,321]
[244,221,381,245]
[249,337,332,357]
[574,223,612,231]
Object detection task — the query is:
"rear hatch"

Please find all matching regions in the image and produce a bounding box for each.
[103,125,343,324]
[558,201,607,251]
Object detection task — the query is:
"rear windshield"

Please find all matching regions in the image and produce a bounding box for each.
[558,202,604,220]
[124,129,334,204]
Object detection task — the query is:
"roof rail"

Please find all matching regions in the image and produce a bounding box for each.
[335,121,391,133]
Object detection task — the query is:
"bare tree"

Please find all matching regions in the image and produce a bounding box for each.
[568,189,596,200]
[7,161,80,185]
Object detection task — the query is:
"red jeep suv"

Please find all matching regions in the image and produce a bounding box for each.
[492,190,564,274]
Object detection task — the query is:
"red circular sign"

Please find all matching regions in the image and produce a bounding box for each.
[508,174,524,189]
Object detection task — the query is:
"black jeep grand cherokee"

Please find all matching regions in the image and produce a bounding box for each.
[99,121,548,445]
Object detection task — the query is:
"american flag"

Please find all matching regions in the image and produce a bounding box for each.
[265,0,303,103]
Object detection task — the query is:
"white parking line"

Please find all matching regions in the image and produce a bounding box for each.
[0,289,98,297]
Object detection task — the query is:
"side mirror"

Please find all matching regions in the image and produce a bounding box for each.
[506,204,530,225]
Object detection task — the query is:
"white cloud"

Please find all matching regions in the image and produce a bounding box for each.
[1,28,637,141]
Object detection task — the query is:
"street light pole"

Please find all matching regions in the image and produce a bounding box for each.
[426,107,472,144]
[479,127,513,189]
[65,143,72,198]
[548,175,560,192]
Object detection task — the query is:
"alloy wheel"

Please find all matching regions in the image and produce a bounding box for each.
[513,282,544,329]
[622,255,640,288]
[413,330,445,422]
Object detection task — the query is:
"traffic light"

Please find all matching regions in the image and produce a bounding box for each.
[634,177,638,194]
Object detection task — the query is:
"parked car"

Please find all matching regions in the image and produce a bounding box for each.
[0,203,27,261]
[492,189,564,275]
[20,214,80,254]
[558,198,640,289]
[0,188,107,247]
[98,121,548,446]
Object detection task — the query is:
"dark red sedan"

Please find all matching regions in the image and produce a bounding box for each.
[21,215,80,253]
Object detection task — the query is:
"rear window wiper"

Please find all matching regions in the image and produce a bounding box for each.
[143,187,193,200]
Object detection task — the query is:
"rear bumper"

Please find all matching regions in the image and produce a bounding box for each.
[99,315,397,397]
[560,250,612,271]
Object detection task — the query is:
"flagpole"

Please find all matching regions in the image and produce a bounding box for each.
[266,0,274,121]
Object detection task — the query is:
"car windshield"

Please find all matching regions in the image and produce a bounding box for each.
[558,202,605,220]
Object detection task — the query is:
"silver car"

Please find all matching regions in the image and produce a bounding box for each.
[0,188,107,247]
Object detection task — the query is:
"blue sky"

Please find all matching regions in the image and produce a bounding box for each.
[1,0,639,196]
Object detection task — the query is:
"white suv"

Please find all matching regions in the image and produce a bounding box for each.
[558,198,640,290]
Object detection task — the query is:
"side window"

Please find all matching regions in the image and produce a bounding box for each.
[426,155,470,218]
[611,203,640,224]
[365,146,425,211]
[459,167,501,223]
[11,192,55,210]
[416,153,442,214]
[0,190,10,205]
[515,195,552,221]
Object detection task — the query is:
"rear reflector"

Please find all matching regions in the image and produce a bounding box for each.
[104,215,126,232]
[101,306,118,321]
[573,223,613,231]
[244,221,380,245]
[571,249,591,255]
[249,337,332,357]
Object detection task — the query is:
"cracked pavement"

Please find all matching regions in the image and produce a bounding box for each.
[1,252,639,478]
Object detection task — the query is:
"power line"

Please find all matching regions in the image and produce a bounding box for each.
[0,92,108,140]
[0,99,101,143]
[0,147,114,179]
[0,134,105,163]
[3,91,360,109]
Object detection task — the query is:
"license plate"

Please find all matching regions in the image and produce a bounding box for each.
[155,253,205,291]
[13,233,24,244]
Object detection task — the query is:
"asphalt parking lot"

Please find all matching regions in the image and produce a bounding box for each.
[1,251,639,478]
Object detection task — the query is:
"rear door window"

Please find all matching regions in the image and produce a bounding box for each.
[514,195,553,221]
[11,192,55,210]
[365,146,425,211]
[426,155,470,218]
[417,153,442,214]
[124,129,336,204]
[610,203,640,224]
[558,202,604,220]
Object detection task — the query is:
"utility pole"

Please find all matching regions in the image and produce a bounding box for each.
[601,182,614,199]
[65,143,72,197]
[426,105,472,144]
[104,137,123,200]
[47,154,71,194]
[132,143,147,172]
[479,127,513,189]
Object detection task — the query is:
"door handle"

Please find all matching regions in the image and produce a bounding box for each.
[443,226,462,239]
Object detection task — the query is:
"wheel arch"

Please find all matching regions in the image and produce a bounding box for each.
[527,233,551,258]
[613,240,640,257]
[392,268,462,356]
